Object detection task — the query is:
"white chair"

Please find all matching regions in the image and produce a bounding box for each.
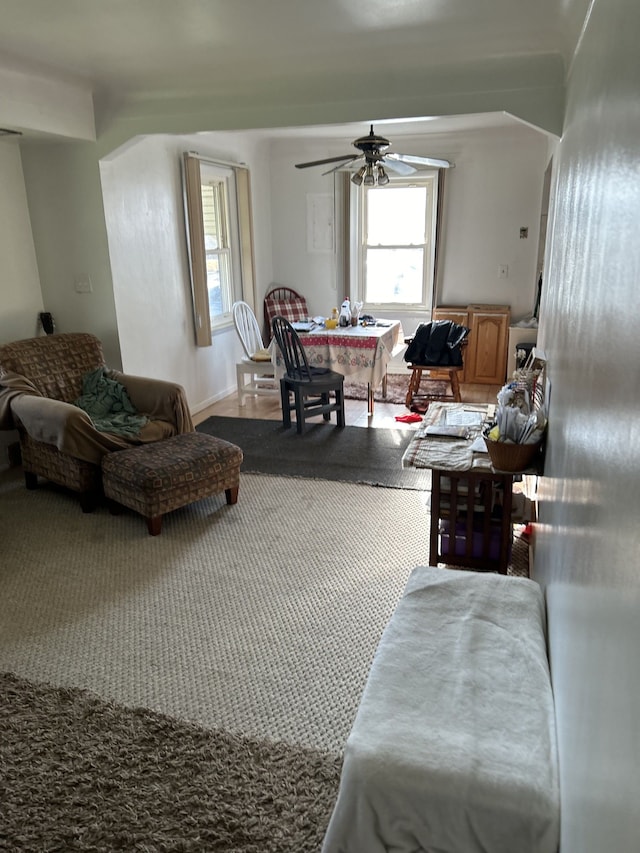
[232,301,278,405]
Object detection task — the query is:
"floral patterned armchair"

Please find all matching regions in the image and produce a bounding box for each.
[0,332,194,511]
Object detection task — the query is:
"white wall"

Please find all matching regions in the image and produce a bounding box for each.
[20,141,122,367]
[99,132,274,413]
[436,126,550,318]
[534,0,640,850]
[0,137,44,469]
[268,140,344,319]
[0,139,43,343]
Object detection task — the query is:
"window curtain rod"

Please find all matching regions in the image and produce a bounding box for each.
[184,151,248,170]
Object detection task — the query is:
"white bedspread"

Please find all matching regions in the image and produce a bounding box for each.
[322,566,559,853]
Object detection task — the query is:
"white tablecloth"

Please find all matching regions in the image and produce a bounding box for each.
[271,321,404,388]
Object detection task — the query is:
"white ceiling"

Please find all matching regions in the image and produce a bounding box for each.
[0,0,590,97]
[0,0,591,142]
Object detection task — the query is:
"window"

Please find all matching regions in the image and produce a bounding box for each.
[201,177,233,324]
[182,153,256,346]
[355,173,438,310]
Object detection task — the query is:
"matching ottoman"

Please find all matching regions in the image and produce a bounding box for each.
[101,432,243,535]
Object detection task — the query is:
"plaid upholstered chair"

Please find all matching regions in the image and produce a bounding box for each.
[263,286,309,341]
[0,332,193,511]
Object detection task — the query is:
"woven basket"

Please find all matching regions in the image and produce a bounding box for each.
[485,438,541,472]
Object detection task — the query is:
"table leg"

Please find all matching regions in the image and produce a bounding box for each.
[429,470,442,565]
[367,383,374,416]
[498,476,514,574]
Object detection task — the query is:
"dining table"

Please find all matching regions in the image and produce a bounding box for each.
[271,320,405,414]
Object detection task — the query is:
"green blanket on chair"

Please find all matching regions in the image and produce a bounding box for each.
[74,367,149,437]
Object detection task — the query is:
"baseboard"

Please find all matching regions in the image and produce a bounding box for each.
[191,387,237,425]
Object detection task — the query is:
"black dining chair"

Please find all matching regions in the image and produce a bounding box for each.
[271,315,345,434]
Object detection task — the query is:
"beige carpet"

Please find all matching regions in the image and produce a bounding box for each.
[0,466,527,755]
[0,468,430,754]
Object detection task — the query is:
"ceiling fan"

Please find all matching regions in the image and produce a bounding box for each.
[295,124,453,186]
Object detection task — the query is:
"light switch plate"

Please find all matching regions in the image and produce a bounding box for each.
[74,277,93,293]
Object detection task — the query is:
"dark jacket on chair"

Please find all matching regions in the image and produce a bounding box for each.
[404,320,470,366]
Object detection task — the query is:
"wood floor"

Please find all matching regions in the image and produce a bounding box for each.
[194,375,500,430]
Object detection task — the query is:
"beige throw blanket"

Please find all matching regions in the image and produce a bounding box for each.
[0,369,194,464]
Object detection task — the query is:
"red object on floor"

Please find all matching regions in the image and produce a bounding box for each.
[395,413,423,423]
[521,523,534,542]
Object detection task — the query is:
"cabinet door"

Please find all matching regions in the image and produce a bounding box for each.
[432,307,470,382]
[468,308,510,384]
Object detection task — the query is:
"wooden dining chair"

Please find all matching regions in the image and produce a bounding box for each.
[404,321,470,411]
[271,316,345,434]
[263,286,309,340]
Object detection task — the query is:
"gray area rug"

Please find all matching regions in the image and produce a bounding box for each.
[197,416,432,490]
[0,671,342,853]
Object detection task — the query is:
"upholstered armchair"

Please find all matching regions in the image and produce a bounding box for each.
[0,332,194,511]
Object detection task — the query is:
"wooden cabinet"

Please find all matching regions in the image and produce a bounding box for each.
[433,304,510,385]
[467,305,510,384]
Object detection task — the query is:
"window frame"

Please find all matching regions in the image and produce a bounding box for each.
[353,171,439,312]
[200,170,236,330]
[199,162,241,331]
[182,153,256,346]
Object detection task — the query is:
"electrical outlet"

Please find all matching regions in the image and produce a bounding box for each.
[498,264,509,279]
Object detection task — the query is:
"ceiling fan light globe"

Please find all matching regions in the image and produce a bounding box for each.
[377,166,390,186]
[351,166,366,186]
[363,165,375,186]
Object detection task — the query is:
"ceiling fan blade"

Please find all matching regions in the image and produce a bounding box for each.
[387,152,453,169]
[295,154,358,169]
[322,156,365,176]
[382,158,416,176]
